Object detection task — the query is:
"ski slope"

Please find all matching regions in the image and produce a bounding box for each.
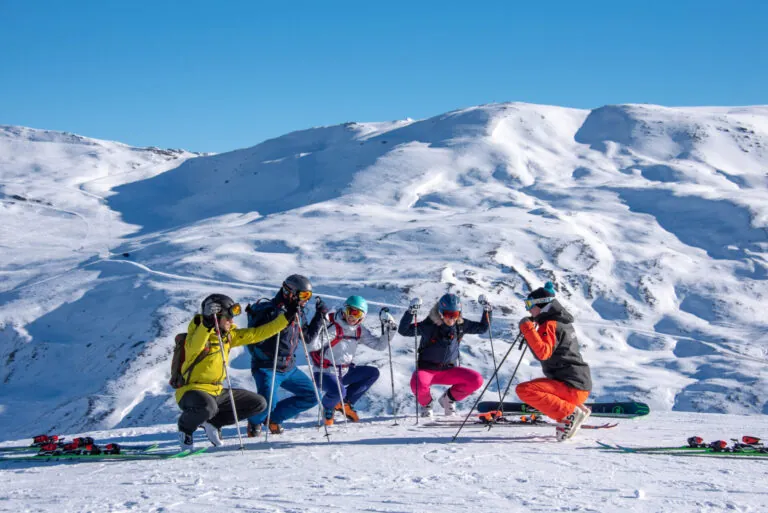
[1,101,768,511]
[1,412,766,512]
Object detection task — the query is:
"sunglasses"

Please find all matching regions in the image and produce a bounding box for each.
[345,305,365,320]
[441,310,461,320]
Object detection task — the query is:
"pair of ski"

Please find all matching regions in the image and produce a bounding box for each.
[422,414,618,430]
[0,441,206,462]
[597,436,768,459]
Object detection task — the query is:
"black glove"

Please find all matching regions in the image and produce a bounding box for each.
[315,298,330,316]
[282,301,299,321]
[202,315,215,330]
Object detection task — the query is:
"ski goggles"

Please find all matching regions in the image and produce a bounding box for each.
[524,297,553,311]
[296,290,313,301]
[441,310,461,321]
[345,305,365,321]
[221,303,242,318]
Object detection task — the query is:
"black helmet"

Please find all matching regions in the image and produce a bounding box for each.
[201,293,241,318]
[281,274,312,302]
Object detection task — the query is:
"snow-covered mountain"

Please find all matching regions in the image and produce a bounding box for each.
[1,102,768,440]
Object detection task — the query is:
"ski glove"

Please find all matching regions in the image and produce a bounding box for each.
[281,302,299,321]
[203,302,222,317]
[409,297,422,312]
[478,294,492,312]
[315,298,330,316]
[381,313,397,331]
[518,316,534,329]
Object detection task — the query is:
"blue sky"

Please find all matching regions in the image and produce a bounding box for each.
[1,1,766,153]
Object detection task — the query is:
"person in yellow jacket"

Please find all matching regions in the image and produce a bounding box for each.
[176,293,297,450]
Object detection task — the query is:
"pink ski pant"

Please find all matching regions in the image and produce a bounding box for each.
[410,367,483,406]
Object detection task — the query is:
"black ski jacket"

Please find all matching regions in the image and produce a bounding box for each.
[246,294,324,372]
[398,304,489,370]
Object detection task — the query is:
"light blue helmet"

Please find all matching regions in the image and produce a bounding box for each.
[345,295,368,315]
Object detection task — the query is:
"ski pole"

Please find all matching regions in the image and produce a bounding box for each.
[212,315,245,454]
[450,331,525,442]
[489,333,528,420]
[264,332,281,443]
[478,295,503,407]
[319,313,348,429]
[316,300,325,428]
[380,307,398,425]
[411,300,422,424]
[296,313,332,441]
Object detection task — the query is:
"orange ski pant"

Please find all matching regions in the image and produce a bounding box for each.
[515,378,590,422]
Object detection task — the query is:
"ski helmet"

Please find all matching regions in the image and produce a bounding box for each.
[201,293,241,318]
[438,293,462,314]
[345,295,368,315]
[281,274,312,301]
[524,281,556,311]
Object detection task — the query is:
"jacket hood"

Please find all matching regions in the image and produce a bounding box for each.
[533,299,574,324]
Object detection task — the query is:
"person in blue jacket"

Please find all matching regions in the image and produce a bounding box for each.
[244,274,324,435]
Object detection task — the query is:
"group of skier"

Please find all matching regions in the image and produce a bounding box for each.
[172,275,593,450]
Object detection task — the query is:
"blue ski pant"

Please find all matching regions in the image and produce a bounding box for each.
[247,367,318,425]
[314,364,380,410]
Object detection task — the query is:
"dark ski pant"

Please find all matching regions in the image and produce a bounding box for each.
[314,364,380,410]
[178,389,266,435]
[247,367,318,425]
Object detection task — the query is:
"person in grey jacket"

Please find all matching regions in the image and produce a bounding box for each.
[516,282,592,441]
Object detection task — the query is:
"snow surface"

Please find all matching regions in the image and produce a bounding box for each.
[1,102,768,511]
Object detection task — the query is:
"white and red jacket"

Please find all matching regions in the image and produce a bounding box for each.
[309,308,388,373]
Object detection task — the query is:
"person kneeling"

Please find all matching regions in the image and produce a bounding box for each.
[398,293,489,418]
[309,296,395,425]
[515,282,593,441]
[172,294,295,450]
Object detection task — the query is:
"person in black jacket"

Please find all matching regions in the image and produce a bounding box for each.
[516,282,592,441]
[398,293,489,418]
[244,275,324,435]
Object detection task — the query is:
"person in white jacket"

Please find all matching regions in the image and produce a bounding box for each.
[309,295,396,425]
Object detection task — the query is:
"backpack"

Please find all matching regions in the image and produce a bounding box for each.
[169,315,210,389]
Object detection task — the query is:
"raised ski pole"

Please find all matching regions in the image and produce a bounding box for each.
[212,314,246,454]
[296,312,332,441]
[478,295,503,407]
[264,331,282,443]
[380,307,398,425]
[410,299,422,424]
[451,332,526,442]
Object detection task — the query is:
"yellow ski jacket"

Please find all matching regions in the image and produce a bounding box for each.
[174,314,289,402]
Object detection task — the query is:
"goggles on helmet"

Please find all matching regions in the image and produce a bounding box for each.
[441,310,461,321]
[524,297,553,311]
[345,305,365,321]
[221,303,242,318]
[296,290,313,301]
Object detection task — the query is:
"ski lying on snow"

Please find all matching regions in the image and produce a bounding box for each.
[596,442,768,459]
[0,442,160,454]
[421,419,618,430]
[477,401,649,418]
[0,447,206,462]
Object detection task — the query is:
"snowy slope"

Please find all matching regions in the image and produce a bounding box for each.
[1,413,767,513]
[1,103,768,444]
